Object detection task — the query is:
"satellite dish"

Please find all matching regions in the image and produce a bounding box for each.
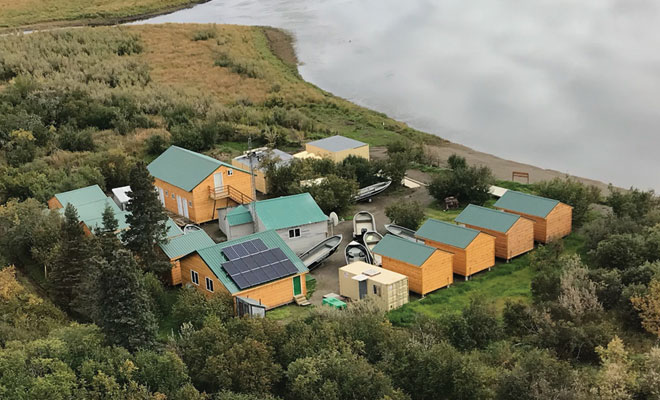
[329,212,339,227]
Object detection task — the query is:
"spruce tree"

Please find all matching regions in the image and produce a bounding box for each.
[98,248,158,351]
[94,204,122,261]
[49,203,91,312]
[122,162,169,273]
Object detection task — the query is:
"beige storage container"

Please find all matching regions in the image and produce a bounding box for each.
[338,261,409,311]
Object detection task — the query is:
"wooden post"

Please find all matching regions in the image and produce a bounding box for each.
[512,171,530,184]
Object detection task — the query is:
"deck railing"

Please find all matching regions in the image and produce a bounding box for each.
[209,185,253,204]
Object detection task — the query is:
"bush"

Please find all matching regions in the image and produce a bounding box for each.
[339,155,380,187]
[428,155,493,205]
[145,134,169,156]
[192,28,217,41]
[536,177,601,227]
[307,174,358,214]
[58,126,95,152]
[594,233,648,270]
[385,200,425,230]
[607,186,658,221]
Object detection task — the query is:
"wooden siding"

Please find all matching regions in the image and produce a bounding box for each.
[155,164,253,224]
[180,253,306,310]
[423,232,495,277]
[305,143,370,162]
[545,203,573,242]
[496,203,572,243]
[380,249,453,295]
[47,197,63,210]
[463,218,534,260]
[170,260,182,285]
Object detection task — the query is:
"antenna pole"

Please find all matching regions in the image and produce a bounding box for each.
[248,136,258,233]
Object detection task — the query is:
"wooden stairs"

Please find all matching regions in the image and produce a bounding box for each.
[294,294,311,306]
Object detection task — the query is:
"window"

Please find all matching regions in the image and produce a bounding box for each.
[227,169,233,176]
[165,190,169,196]
[373,285,381,297]
[191,270,199,285]
[205,277,214,292]
[188,201,193,207]
[288,228,301,238]
[171,193,175,199]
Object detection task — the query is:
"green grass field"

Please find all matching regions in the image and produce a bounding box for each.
[0,0,205,29]
[388,233,585,326]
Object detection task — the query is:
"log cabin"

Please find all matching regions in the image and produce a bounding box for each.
[455,204,534,261]
[296,135,369,162]
[372,234,453,295]
[494,190,572,243]
[147,146,254,224]
[179,230,309,316]
[218,193,328,254]
[415,219,495,279]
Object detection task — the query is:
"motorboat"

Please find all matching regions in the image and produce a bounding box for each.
[298,234,343,270]
[345,241,373,265]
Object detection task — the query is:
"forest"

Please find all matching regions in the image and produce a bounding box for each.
[1,24,660,400]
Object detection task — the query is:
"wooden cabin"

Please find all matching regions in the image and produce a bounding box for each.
[147,146,254,224]
[338,261,409,310]
[232,148,293,194]
[50,185,192,282]
[158,229,215,285]
[179,230,309,315]
[298,135,369,162]
[372,234,453,295]
[415,219,495,279]
[455,204,534,261]
[494,190,572,243]
[218,193,328,254]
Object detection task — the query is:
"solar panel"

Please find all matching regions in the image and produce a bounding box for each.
[220,238,299,290]
[222,247,239,261]
[253,239,267,252]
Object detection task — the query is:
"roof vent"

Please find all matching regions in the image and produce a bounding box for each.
[363,269,381,277]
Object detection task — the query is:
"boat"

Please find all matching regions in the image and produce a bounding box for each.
[183,224,202,234]
[362,231,383,253]
[298,234,343,270]
[384,224,418,242]
[353,211,376,239]
[362,231,383,266]
[345,241,373,265]
[354,180,392,202]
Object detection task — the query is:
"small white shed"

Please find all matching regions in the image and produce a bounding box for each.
[111,186,131,211]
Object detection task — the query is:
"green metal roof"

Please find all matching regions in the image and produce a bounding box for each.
[54,185,106,208]
[165,218,183,238]
[147,146,249,192]
[226,205,253,226]
[196,230,308,294]
[255,193,327,230]
[415,218,480,249]
[494,190,560,218]
[58,198,131,231]
[372,234,436,267]
[159,230,215,260]
[455,204,521,233]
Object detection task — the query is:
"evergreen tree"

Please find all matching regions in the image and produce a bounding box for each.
[94,204,122,261]
[98,248,157,351]
[122,162,169,273]
[49,204,91,312]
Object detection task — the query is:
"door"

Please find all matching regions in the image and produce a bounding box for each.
[182,198,189,219]
[158,187,165,206]
[293,275,302,296]
[176,195,183,215]
[358,280,367,299]
[214,172,223,189]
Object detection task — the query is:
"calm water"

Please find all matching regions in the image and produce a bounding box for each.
[134,0,660,190]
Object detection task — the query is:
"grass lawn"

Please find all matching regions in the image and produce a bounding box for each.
[388,233,586,326]
[157,287,183,339]
[266,304,313,323]
[0,0,205,29]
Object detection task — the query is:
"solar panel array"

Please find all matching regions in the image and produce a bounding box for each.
[221,238,298,290]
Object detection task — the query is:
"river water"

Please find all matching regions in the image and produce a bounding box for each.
[134,0,660,190]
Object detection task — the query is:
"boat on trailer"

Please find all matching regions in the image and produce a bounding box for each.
[298,234,343,270]
[345,241,373,265]
[353,211,377,239]
[354,180,392,202]
[384,224,418,242]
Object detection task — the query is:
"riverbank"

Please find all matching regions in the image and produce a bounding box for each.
[0,0,209,32]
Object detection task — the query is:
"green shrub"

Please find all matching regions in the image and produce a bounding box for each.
[192,28,217,41]
[385,200,425,230]
[428,155,493,205]
[58,126,95,152]
[536,177,601,227]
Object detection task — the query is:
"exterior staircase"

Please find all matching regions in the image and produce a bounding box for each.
[208,185,253,204]
[294,294,311,306]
